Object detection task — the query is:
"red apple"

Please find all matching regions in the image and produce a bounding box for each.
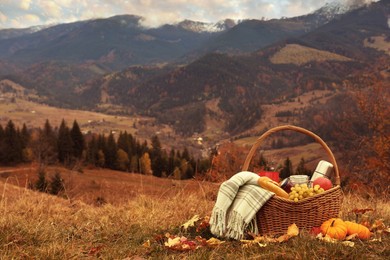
[313,177,332,190]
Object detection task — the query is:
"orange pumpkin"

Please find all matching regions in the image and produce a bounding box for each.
[345,221,371,240]
[320,218,348,240]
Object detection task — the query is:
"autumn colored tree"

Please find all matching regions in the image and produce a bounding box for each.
[97,150,105,167]
[140,152,152,175]
[173,167,181,180]
[116,148,130,171]
[354,83,390,192]
[206,142,248,181]
[130,155,139,173]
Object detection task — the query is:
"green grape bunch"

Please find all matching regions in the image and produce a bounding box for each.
[288,183,325,202]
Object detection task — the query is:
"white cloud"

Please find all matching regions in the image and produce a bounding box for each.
[38,1,62,18]
[0,0,379,29]
[0,11,7,23]
[19,0,32,10]
[24,13,41,23]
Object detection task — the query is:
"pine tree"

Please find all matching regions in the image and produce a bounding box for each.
[86,135,99,165]
[70,120,85,159]
[20,123,30,149]
[167,148,176,177]
[50,171,64,195]
[258,153,268,171]
[33,120,57,165]
[295,157,311,176]
[181,147,190,161]
[0,124,4,163]
[150,135,164,177]
[35,168,48,192]
[280,157,293,179]
[127,133,135,158]
[104,132,117,169]
[117,131,130,154]
[20,123,31,162]
[4,120,22,164]
[57,119,73,164]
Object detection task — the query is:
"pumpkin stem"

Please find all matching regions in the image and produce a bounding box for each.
[325,219,336,236]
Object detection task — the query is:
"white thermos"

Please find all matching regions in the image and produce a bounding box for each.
[311,160,333,182]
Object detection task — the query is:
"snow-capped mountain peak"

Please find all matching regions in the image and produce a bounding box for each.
[176,19,239,33]
[313,0,375,20]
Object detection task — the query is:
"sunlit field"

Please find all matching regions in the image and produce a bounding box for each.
[1,168,389,259]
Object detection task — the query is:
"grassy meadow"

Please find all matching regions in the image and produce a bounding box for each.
[0,167,389,259]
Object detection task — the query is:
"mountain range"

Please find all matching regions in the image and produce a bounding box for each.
[0,0,389,140]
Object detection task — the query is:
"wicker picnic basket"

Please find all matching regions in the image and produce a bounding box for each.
[241,125,343,235]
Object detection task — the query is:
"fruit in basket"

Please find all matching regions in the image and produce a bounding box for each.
[288,183,324,202]
[257,177,289,199]
[345,221,371,240]
[320,218,348,240]
[313,177,332,191]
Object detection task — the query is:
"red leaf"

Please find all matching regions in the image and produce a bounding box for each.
[310,226,322,236]
[351,208,374,214]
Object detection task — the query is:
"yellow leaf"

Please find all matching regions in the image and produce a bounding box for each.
[142,239,151,248]
[242,241,267,248]
[277,234,290,243]
[276,223,299,242]
[287,223,299,237]
[206,237,225,246]
[165,237,181,247]
[181,215,200,231]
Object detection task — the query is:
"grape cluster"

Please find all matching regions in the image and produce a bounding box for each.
[288,184,325,202]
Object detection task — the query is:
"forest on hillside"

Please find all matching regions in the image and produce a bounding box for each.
[0,119,211,181]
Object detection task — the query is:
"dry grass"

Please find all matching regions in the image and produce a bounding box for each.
[1,169,389,259]
[0,179,216,259]
[0,96,175,144]
[364,36,390,55]
[270,44,352,65]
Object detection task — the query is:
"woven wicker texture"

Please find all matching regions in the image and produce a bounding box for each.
[241,125,343,235]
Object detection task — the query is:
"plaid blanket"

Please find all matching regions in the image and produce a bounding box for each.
[209,171,274,240]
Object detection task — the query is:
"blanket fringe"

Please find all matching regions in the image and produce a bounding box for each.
[226,211,247,240]
[210,207,226,237]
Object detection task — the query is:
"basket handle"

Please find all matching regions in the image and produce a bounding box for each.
[241,125,340,186]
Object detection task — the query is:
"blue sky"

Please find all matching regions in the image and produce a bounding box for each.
[0,0,374,29]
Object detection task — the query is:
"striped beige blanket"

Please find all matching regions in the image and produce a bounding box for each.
[209,171,274,240]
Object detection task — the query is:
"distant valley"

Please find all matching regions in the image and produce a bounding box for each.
[0,0,389,159]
